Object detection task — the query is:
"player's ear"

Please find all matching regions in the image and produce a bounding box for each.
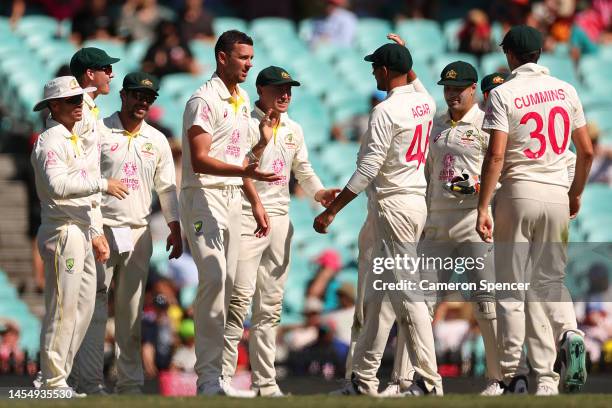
[218,50,228,66]
[119,89,126,104]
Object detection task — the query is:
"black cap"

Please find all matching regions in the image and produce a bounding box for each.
[123,71,160,96]
[70,47,120,78]
[364,43,413,74]
[500,25,543,54]
[256,66,300,87]
[437,61,478,86]
[481,72,508,93]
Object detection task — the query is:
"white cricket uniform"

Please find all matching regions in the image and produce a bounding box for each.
[32,118,108,389]
[68,93,110,393]
[343,79,442,395]
[419,104,501,381]
[98,112,178,393]
[221,106,324,395]
[482,62,586,383]
[179,73,251,388]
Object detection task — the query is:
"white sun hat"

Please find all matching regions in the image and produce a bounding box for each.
[33,76,96,112]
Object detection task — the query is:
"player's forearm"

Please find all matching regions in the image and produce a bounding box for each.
[326,187,357,215]
[569,151,593,198]
[249,140,267,161]
[190,153,246,177]
[477,153,503,212]
[47,172,107,199]
[241,178,262,208]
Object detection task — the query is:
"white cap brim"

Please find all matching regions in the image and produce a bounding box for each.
[33,86,97,112]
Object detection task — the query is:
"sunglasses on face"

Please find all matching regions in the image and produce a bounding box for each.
[130,90,157,104]
[63,94,83,105]
[96,65,113,75]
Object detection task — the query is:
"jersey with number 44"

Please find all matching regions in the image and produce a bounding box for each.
[346,84,436,199]
[483,63,586,189]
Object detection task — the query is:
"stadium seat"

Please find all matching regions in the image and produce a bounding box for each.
[298,18,314,43]
[126,39,151,64]
[191,41,215,66]
[14,14,58,39]
[250,18,296,43]
[538,54,578,85]
[212,17,248,37]
[395,19,444,58]
[82,40,126,60]
[355,18,393,54]
[443,18,463,52]
[432,53,480,79]
[480,53,508,75]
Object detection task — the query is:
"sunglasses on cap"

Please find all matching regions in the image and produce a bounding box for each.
[129,90,157,104]
[62,94,84,105]
[95,65,113,75]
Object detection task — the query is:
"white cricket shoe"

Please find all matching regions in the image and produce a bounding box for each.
[480,380,504,396]
[378,382,401,397]
[535,384,559,396]
[33,371,43,389]
[198,377,256,397]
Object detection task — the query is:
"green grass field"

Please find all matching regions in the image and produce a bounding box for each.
[1,395,611,408]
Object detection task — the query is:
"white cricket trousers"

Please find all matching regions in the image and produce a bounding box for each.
[493,182,583,384]
[222,214,292,395]
[344,209,414,386]
[180,185,242,388]
[351,195,442,395]
[70,226,152,393]
[38,222,96,388]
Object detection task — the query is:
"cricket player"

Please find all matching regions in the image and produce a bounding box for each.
[476,25,593,394]
[31,76,127,392]
[67,47,122,395]
[180,30,280,396]
[221,66,339,396]
[422,61,503,395]
[96,72,182,394]
[314,43,443,396]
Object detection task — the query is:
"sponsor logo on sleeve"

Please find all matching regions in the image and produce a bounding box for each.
[66,258,75,273]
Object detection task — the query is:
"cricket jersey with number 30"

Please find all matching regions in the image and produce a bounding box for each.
[483,63,586,190]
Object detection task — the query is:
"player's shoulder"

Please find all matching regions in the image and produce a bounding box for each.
[143,121,169,144]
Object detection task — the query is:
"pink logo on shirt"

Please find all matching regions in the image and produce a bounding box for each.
[79,169,87,179]
[439,153,455,182]
[110,143,119,152]
[230,129,240,145]
[272,158,285,174]
[223,109,228,119]
[122,161,138,177]
[200,104,211,122]
[45,151,57,167]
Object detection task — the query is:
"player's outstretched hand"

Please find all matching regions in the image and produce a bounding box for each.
[243,161,282,182]
[258,108,281,143]
[476,209,493,243]
[569,194,581,219]
[106,178,129,199]
[387,33,406,47]
[252,203,271,237]
[92,235,110,263]
[166,221,183,259]
[314,188,341,208]
[314,209,336,234]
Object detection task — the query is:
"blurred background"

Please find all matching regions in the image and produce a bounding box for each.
[0,0,611,395]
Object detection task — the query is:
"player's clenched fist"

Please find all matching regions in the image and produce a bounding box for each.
[314,188,341,208]
[106,178,129,199]
[313,209,336,234]
[476,209,493,243]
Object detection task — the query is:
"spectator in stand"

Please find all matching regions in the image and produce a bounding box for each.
[142,20,200,79]
[309,0,357,48]
[118,0,174,41]
[9,0,82,35]
[305,249,343,312]
[458,9,493,58]
[587,123,612,186]
[0,322,25,375]
[142,294,176,378]
[579,302,612,366]
[178,0,215,43]
[70,0,120,45]
[170,318,196,372]
[322,282,356,347]
[570,0,612,60]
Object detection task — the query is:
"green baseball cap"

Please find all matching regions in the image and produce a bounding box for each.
[437,61,478,87]
[70,47,120,78]
[500,25,543,54]
[256,66,300,87]
[364,43,413,74]
[481,72,508,93]
[123,71,160,96]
